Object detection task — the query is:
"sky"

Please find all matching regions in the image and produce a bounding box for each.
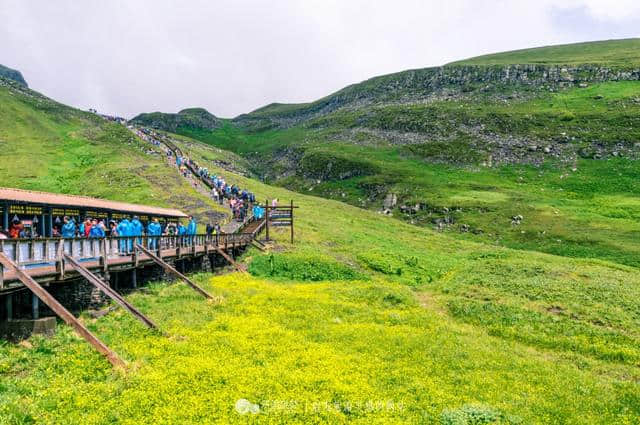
[0,0,639,118]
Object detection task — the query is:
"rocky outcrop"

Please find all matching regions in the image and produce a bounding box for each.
[131,107,222,133]
[0,64,28,87]
[233,64,640,129]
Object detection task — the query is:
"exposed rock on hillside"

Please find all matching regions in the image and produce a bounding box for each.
[0,64,28,87]
[131,108,222,133]
[233,64,640,130]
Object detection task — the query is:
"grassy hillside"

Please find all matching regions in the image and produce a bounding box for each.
[0,64,27,86]
[131,108,222,133]
[1,138,639,423]
[133,39,640,268]
[449,38,640,67]
[154,79,640,269]
[2,42,640,423]
[0,77,223,222]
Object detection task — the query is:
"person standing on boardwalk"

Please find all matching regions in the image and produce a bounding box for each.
[186,216,197,245]
[147,218,162,250]
[117,218,131,254]
[61,216,76,239]
[89,219,105,238]
[131,216,144,244]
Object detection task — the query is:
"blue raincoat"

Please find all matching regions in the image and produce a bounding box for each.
[89,225,105,238]
[131,218,143,244]
[61,219,76,238]
[147,222,162,249]
[187,218,197,236]
[177,224,186,235]
[185,218,196,246]
[117,219,131,253]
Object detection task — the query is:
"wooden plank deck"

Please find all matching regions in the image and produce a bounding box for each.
[1,241,248,286]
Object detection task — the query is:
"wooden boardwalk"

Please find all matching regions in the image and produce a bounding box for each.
[0,218,264,289]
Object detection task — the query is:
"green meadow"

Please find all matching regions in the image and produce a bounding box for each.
[164,81,640,269]
[2,132,639,423]
[0,81,224,220]
[2,37,640,424]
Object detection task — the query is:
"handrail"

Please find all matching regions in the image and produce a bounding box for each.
[0,232,258,271]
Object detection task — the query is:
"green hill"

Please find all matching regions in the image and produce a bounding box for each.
[131,107,222,133]
[1,43,640,423]
[448,38,640,67]
[134,39,640,268]
[3,121,640,424]
[0,76,222,223]
[0,64,27,86]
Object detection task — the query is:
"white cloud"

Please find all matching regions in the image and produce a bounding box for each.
[571,0,640,20]
[0,0,637,118]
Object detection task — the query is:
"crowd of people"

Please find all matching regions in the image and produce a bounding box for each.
[173,153,265,223]
[0,215,200,247]
[133,126,267,226]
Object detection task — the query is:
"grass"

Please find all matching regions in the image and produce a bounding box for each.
[448,38,640,67]
[0,80,221,223]
[167,81,640,269]
[2,40,640,422]
[1,129,639,422]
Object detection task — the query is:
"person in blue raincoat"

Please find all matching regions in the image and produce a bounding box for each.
[186,216,197,246]
[89,219,105,238]
[61,216,76,238]
[131,216,143,245]
[117,218,131,254]
[177,222,187,247]
[147,218,162,250]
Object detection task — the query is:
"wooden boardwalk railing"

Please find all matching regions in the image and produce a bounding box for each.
[0,227,262,289]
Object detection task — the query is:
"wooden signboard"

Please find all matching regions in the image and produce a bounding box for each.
[264,200,298,244]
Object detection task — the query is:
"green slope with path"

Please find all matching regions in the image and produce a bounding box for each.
[1,43,640,423]
[1,134,639,423]
[0,77,221,223]
[135,39,640,269]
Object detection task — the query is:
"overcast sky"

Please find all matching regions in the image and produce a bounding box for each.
[1,0,639,118]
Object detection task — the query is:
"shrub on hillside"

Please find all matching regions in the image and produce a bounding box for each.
[440,404,520,425]
[248,253,365,281]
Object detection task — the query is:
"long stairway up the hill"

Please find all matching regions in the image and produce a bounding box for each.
[131,126,253,233]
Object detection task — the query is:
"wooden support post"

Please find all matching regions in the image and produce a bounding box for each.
[135,244,213,299]
[133,244,139,268]
[290,199,294,244]
[56,240,65,279]
[5,293,12,320]
[0,253,125,368]
[63,254,158,330]
[131,269,137,289]
[101,238,108,273]
[32,293,39,319]
[265,199,270,241]
[215,247,248,273]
